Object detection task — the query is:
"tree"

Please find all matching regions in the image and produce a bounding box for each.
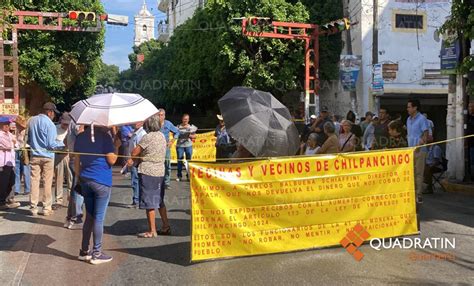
[123,0,309,114]
[120,0,344,114]
[439,0,473,95]
[97,62,120,89]
[1,0,105,107]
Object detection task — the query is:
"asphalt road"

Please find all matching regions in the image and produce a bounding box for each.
[1,169,473,286]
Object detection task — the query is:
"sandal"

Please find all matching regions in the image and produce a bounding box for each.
[157,226,171,235]
[137,232,157,238]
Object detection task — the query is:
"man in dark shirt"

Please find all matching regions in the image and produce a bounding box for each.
[310,106,332,146]
[373,107,390,149]
[468,102,474,178]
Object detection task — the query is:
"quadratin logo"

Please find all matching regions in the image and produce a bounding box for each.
[340,223,370,261]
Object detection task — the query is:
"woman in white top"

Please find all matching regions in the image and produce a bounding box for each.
[339,120,357,153]
[300,133,320,155]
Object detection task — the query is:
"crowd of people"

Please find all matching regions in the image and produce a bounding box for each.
[0,98,469,265]
[298,99,443,196]
[0,103,200,265]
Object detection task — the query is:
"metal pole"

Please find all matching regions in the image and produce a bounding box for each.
[373,0,380,112]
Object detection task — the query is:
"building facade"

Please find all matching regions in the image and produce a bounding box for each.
[157,0,206,42]
[321,0,451,132]
[134,1,156,46]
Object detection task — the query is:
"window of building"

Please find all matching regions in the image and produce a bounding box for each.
[395,14,423,29]
[392,10,426,32]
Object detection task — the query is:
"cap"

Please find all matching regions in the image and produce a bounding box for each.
[0,117,10,124]
[320,106,329,112]
[60,112,71,125]
[365,111,375,117]
[310,114,317,119]
[217,114,224,121]
[43,102,60,114]
[15,116,27,128]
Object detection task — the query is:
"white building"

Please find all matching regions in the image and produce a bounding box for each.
[134,1,156,46]
[320,0,451,133]
[157,0,206,42]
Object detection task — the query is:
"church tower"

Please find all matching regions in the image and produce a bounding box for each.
[134,1,155,46]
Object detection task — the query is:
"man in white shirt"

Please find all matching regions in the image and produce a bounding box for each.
[0,118,19,209]
[54,113,73,207]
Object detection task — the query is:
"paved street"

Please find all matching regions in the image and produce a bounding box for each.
[1,169,473,286]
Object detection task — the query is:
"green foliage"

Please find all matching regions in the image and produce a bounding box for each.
[439,0,473,96]
[97,62,120,88]
[0,0,105,107]
[128,39,164,70]
[120,0,343,113]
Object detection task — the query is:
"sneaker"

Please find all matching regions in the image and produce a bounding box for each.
[165,185,172,190]
[29,208,38,216]
[90,252,113,265]
[6,202,20,209]
[68,221,83,230]
[126,203,139,209]
[78,250,92,261]
[64,219,71,228]
[39,209,53,216]
[176,178,182,182]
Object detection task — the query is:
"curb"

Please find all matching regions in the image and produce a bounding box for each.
[441,179,474,196]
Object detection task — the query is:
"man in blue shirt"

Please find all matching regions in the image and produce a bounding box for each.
[157,108,180,189]
[27,102,64,216]
[406,99,430,204]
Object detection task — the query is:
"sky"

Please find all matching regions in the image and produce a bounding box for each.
[101,0,166,71]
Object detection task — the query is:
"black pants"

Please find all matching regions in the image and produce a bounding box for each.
[0,166,15,204]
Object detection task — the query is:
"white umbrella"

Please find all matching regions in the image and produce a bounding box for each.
[70,93,158,127]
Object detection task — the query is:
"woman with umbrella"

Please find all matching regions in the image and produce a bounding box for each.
[70,93,160,263]
[74,125,121,265]
[128,114,170,237]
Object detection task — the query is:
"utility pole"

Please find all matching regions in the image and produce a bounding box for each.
[372,0,380,111]
[344,0,359,116]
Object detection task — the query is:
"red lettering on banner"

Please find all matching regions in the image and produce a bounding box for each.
[248,166,254,177]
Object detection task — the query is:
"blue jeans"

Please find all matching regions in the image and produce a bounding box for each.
[67,163,83,221]
[164,148,171,186]
[81,179,111,255]
[14,151,30,194]
[176,146,192,179]
[130,166,139,205]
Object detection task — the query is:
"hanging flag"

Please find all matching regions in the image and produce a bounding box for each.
[340,55,361,92]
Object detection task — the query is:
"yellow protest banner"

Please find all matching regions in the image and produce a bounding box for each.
[189,149,417,261]
[170,131,216,163]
